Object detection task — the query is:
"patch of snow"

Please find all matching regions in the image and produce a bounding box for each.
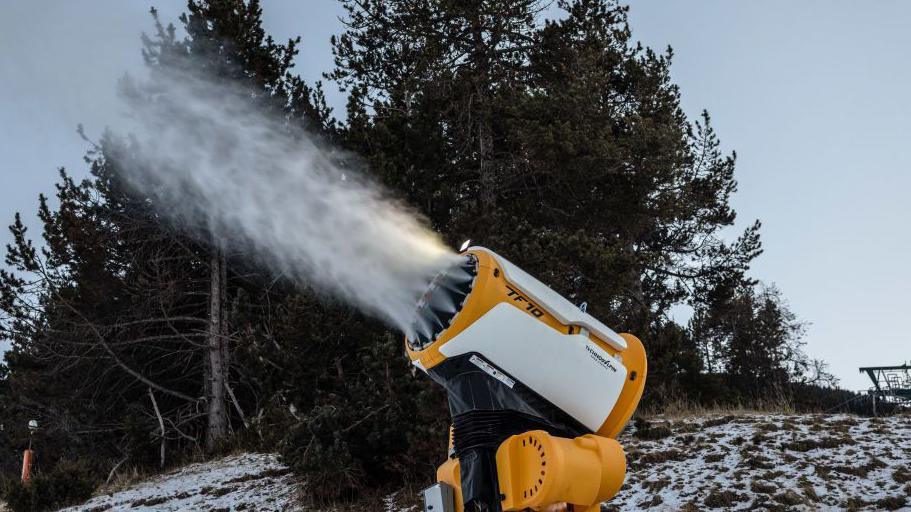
[60,453,299,512]
[609,413,911,511]
[383,491,417,512]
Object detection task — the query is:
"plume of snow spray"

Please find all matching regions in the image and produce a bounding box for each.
[111,62,458,337]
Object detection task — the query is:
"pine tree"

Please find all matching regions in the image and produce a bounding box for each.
[690,283,809,401]
[333,0,763,402]
[0,160,210,470]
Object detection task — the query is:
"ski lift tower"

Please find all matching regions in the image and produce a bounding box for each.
[859,363,911,415]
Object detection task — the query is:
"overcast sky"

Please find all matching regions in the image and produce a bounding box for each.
[1,1,909,391]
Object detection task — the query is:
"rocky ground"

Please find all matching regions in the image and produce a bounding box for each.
[57,413,911,511]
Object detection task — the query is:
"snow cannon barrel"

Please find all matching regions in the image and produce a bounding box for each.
[405,246,647,512]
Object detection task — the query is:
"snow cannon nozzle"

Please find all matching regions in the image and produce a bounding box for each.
[408,253,478,351]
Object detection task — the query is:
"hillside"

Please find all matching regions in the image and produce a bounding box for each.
[57,413,910,511]
[59,454,300,512]
[613,413,911,511]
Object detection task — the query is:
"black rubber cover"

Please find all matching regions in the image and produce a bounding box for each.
[428,353,589,511]
[408,255,478,351]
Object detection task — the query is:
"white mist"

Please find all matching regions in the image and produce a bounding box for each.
[111,63,456,336]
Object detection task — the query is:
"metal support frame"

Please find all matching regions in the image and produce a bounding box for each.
[859,364,911,406]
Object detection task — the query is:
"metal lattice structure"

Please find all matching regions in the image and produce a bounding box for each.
[859,364,911,405]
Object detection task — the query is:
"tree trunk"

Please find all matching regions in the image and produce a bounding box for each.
[477,104,494,210]
[205,248,228,452]
[472,12,495,212]
[148,387,166,469]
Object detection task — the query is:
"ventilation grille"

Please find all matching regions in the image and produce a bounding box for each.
[520,434,548,501]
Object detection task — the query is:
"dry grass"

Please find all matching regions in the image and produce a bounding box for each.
[703,452,724,463]
[95,446,245,496]
[797,476,820,503]
[99,465,155,495]
[774,490,806,506]
[845,495,909,511]
[749,480,777,494]
[639,396,796,420]
[632,421,672,440]
[780,436,851,452]
[893,466,911,484]
[641,477,672,492]
[703,488,745,508]
[634,448,687,465]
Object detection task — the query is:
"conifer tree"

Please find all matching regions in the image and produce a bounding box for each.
[691,284,809,399]
[333,0,763,401]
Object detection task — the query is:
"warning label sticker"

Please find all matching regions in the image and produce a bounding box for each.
[469,354,516,388]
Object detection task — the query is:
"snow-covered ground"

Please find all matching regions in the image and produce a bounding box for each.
[59,453,300,512]
[57,413,910,511]
[612,413,911,511]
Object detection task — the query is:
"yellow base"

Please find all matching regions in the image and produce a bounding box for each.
[436,430,626,512]
[496,430,626,511]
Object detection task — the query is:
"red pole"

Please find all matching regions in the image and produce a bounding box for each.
[21,449,34,484]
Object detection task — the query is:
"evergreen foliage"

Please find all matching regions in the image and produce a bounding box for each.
[0,459,95,512]
[0,0,843,506]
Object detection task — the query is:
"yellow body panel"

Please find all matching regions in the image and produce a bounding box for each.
[597,333,647,438]
[436,457,464,511]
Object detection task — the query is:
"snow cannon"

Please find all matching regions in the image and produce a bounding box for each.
[406,247,647,512]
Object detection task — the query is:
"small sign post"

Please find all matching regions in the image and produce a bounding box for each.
[21,419,38,484]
